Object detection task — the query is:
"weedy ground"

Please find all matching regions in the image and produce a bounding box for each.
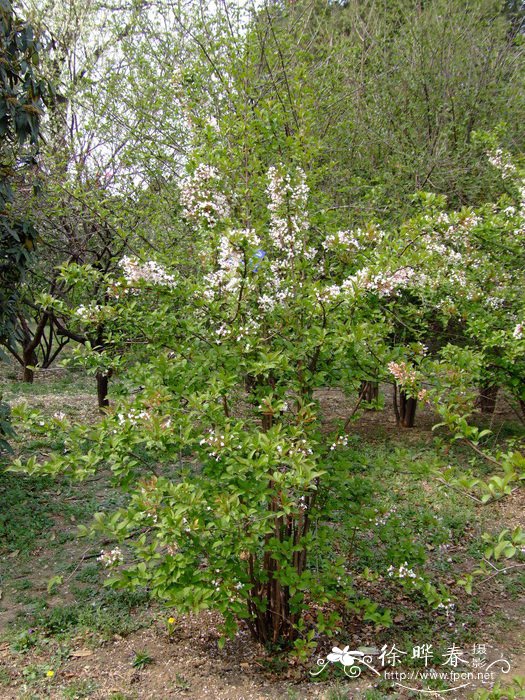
[0,367,524,700]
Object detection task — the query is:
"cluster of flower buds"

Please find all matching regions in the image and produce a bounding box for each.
[120,256,176,288]
[97,546,124,567]
[180,164,230,227]
[387,361,417,385]
[387,562,418,579]
[488,148,516,179]
[329,435,349,451]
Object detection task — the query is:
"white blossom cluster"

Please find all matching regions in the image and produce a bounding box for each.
[180,164,230,227]
[458,214,481,231]
[199,429,223,459]
[366,267,417,296]
[273,436,313,459]
[485,296,505,310]
[196,165,368,313]
[488,148,516,179]
[290,438,314,457]
[435,212,450,225]
[424,240,463,265]
[260,260,295,307]
[297,495,308,512]
[425,210,481,243]
[97,546,123,567]
[203,229,259,301]
[387,562,418,579]
[414,212,492,295]
[193,163,429,316]
[513,322,524,339]
[436,601,455,616]
[323,229,361,250]
[375,506,397,526]
[267,165,314,260]
[447,269,467,288]
[213,317,260,345]
[199,428,240,460]
[330,434,349,451]
[340,269,370,295]
[74,303,110,323]
[322,266,419,300]
[120,256,176,288]
[258,293,276,311]
[323,225,386,252]
[234,319,260,341]
[199,171,305,309]
[116,408,152,426]
[304,267,366,304]
[304,264,418,309]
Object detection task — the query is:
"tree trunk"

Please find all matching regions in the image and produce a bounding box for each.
[22,364,34,383]
[96,371,110,410]
[244,377,307,645]
[244,373,256,393]
[399,390,417,428]
[478,385,498,415]
[17,311,50,383]
[22,346,37,383]
[360,380,379,409]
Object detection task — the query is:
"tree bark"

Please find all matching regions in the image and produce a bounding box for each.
[399,389,417,428]
[17,311,49,383]
[22,347,37,383]
[478,385,498,415]
[96,371,110,409]
[360,380,379,408]
[393,382,401,425]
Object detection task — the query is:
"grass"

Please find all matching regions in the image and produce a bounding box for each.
[61,679,99,699]
[131,649,154,669]
[8,587,152,646]
[2,368,93,398]
[0,471,55,554]
[0,666,11,686]
[0,373,148,678]
[325,684,349,700]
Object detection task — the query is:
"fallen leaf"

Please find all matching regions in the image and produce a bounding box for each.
[71,649,93,658]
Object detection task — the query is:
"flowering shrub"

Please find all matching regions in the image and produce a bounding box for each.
[9,137,525,647]
[12,148,521,642]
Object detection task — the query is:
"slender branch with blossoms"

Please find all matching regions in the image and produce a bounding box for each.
[180,164,231,228]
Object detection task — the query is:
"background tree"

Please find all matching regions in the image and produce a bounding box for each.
[2,0,182,400]
[0,0,49,446]
[0,0,48,340]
